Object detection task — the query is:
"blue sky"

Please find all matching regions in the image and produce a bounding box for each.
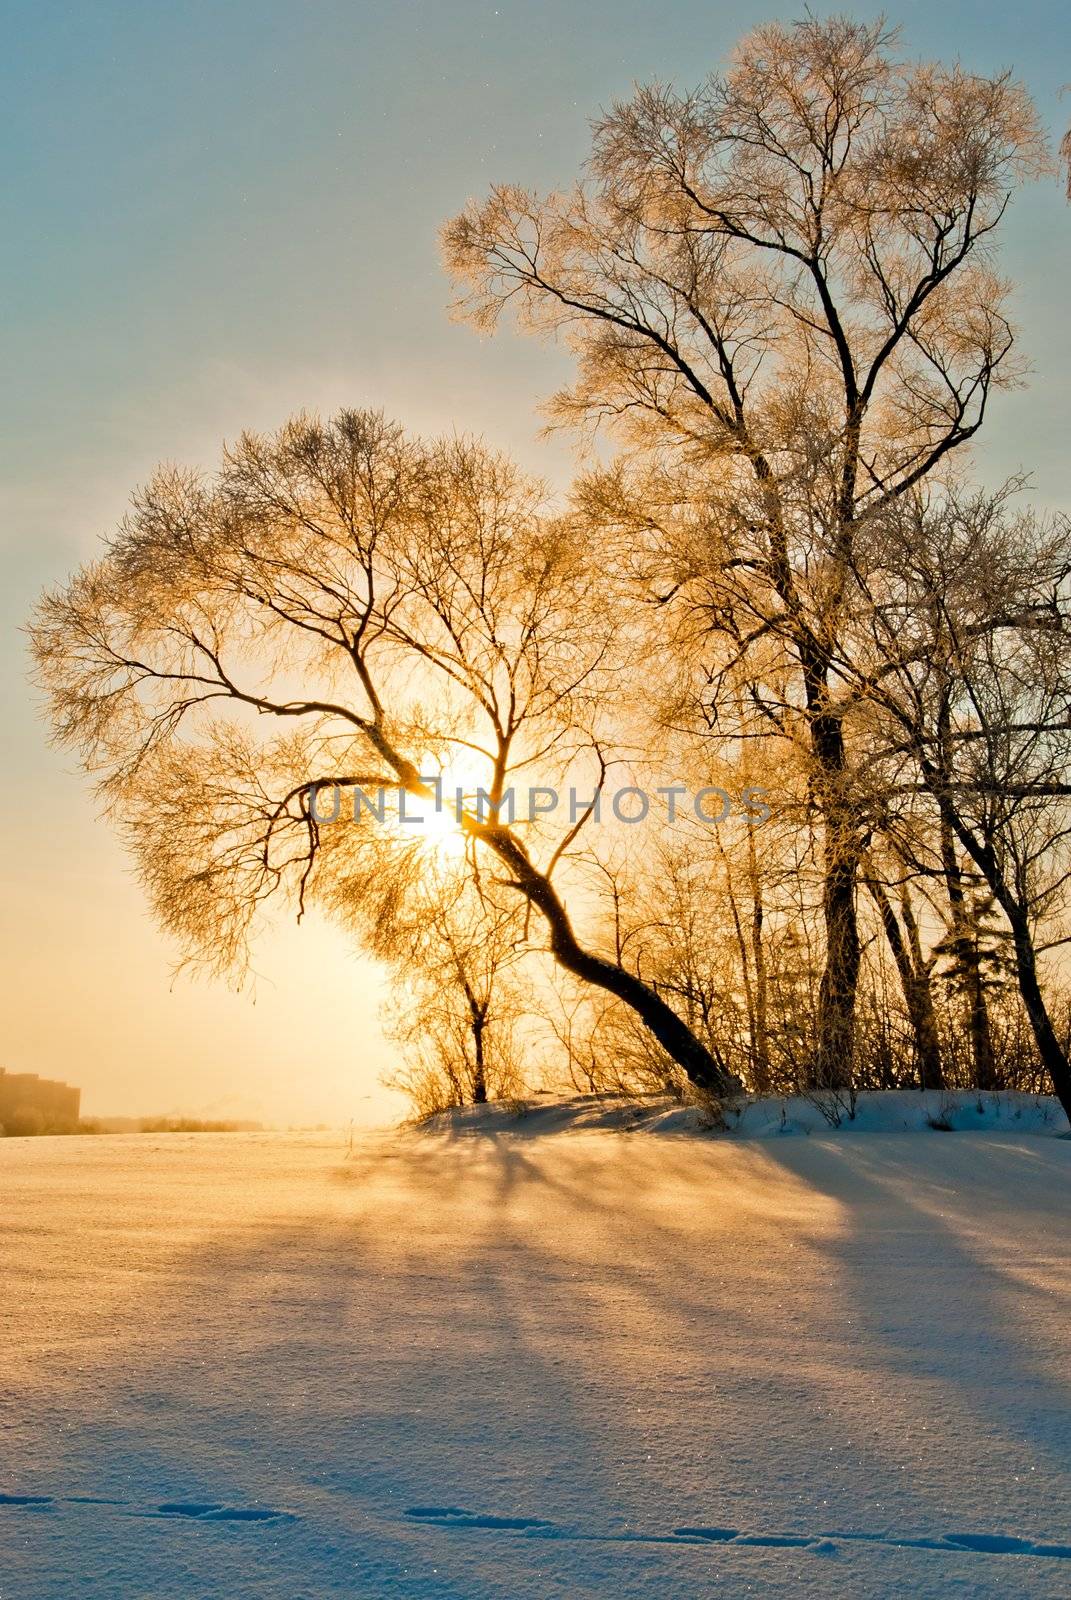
[2,0,1068,1120]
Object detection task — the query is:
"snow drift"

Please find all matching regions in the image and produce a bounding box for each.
[421,1087,1070,1141]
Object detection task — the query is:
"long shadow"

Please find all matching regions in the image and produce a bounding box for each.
[378,1122,1071,1541]
[4,1125,1070,1597]
[739,1132,1071,1540]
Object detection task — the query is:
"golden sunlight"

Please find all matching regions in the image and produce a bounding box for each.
[419,793,469,859]
[14,11,1071,1597]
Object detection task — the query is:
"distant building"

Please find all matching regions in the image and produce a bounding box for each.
[0,1068,81,1129]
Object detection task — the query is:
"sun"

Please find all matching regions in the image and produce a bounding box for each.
[420,795,469,860]
[409,760,490,861]
[403,750,505,863]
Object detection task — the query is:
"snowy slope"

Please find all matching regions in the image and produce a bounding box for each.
[1,1116,1069,1598]
[425,1087,1070,1140]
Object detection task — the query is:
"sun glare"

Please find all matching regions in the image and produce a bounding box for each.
[409,761,491,861]
[420,796,469,859]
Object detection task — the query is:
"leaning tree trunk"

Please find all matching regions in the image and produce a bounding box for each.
[1003,901,1071,1123]
[473,818,739,1100]
[322,758,741,1104]
[936,794,1071,1123]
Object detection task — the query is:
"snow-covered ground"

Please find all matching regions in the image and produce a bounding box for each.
[1,1101,1069,1597]
[429,1086,1070,1140]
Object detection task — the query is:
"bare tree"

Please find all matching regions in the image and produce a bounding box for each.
[383,882,527,1114]
[31,410,738,1099]
[842,486,1071,1118]
[444,14,1047,1087]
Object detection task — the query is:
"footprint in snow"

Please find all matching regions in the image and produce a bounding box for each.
[404,1506,1071,1562]
[154,1502,290,1522]
[0,1493,292,1524]
[405,1506,555,1532]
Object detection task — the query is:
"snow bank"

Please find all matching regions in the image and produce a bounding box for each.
[422,1087,1070,1140]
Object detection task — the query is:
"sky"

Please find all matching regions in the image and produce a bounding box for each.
[2,0,1069,1124]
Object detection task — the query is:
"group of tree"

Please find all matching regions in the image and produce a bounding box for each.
[33,17,1071,1123]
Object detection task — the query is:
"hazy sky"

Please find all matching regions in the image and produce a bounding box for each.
[3,0,1068,1123]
